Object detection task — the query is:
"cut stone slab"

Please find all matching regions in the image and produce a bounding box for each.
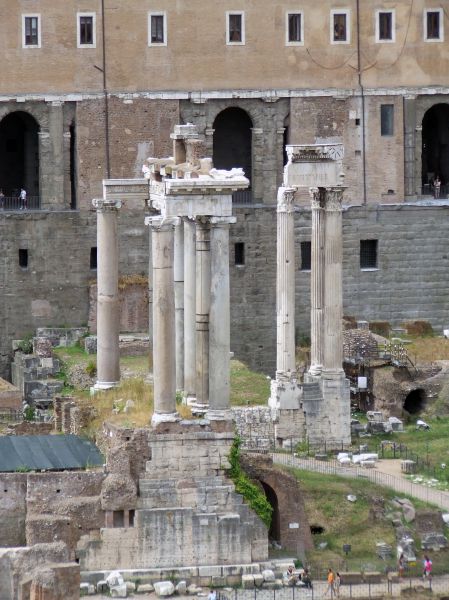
[106,571,125,587]
[137,584,155,593]
[242,575,255,589]
[176,581,187,595]
[262,569,275,582]
[154,581,175,596]
[253,574,264,587]
[110,584,128,598]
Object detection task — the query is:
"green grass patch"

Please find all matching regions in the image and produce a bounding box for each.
[285,466,449,576]
[230,360,270,406]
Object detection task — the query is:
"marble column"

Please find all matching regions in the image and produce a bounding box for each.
[323,187,345,373]
[146,216,179,424]
[309,187,326,376]
[404,95,417,198]
[195,217,211,408]
[275,187,297,379]
[183,218,196,402]
[207,216,236,419]
[174,221,185,391]
[147,223,153,374]
[93,198,121,390]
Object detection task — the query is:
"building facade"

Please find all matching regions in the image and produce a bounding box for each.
[0,0,449,376]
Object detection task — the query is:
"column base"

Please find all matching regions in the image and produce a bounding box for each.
[206,408,233,421]
[268,377,302,410]
[151,412,180,426]
[189,402,209,417]
[308,363,323,377]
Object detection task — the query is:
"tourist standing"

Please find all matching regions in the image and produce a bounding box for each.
[335,572,341,597]
[0,189,4,209]
[433,176,441,199]
[19,187,27,210]
[208,589,217,600]
[325,568,335,597]
[422,555,432,580]
[398,553,405,578]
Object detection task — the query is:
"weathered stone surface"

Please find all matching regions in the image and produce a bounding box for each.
[242,575,255,589]
[262,569,275,582]
[154,581,175,596]
[175,581,187,595]
[137,583,155,593]
[110,583,128,598]
[106,571,125,587]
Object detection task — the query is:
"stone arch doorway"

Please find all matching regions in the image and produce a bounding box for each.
[261,481,281,542]
[403,388,426,414]
[0,111,40,197]
[213,107,253,184]
[422,103,449,189]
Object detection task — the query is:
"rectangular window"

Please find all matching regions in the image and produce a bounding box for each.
[376,10,395,42]
[77,13,96,47]
[19,249,28,269]
[22,14,41,48]
[424,9,443,41]
[286,13,303,45]
[300,242,311,271]
[227,12,245,45]
[380,104,394,136]
[90,247,97,270]
[148,12,167,46]
[331,10,350,43]
[360,240,378,270]
[235,242,245,266]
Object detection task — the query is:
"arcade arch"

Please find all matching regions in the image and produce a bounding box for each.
[422,103,449,190]
[0,111,40,197]
[212,107,253,183]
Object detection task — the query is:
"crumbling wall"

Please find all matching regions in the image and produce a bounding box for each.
[0,474,27,547]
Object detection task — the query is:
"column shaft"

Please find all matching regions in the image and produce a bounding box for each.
[323,188,344,372]
[151,219,178,419]
[174,221,185,391]
[183,219,196,399]
[209,220,231,411]
[309,188,325,375]
[195,219,211,406]
[148,224,153,373]
[94,199,121,388]
[404,96,417,198]
[276,187,296,377]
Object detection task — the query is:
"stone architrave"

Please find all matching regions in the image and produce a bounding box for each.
[323,186,345,373]
[183,218,196,403]
[207,216,236,420]
[174,220,185,391]
[195,217,211,409]
[309,187,326,376]
[145,216,179,425]
[92,197,121,390]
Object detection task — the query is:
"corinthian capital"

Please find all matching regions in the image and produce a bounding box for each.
[309,187,326,210]
[277,187,296,213]
[324,186,345,211]
[92,198,122,211]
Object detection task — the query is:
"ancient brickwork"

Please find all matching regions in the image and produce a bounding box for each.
[76,98,179,209]
[88,282,149,333]
[232,407,276,449]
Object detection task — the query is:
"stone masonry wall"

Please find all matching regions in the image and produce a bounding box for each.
[232,407,276,450]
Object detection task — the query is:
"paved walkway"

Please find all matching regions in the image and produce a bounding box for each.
[272,453,449,511]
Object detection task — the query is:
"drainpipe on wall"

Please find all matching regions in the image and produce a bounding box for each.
[101,0,111,178]
[356,0,367,205]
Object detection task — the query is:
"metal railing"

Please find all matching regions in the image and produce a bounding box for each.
[421,183,449,198]
[0,196,41,210]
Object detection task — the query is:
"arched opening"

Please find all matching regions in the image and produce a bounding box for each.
[0,111,40,199]
[213,107,253,184]
[310,524,326,535]
[403,388,426,414]
[422,104,449,193]
[261,481,280,543]
[69,121,77,209]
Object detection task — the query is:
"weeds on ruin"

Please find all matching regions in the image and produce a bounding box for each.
[228,436,273,528]
[16,334,34,354]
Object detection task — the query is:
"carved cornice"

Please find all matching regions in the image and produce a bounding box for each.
[144,215,179,230]
[286,144,344,163]
[277,187,296,213]
[92,198,122,211]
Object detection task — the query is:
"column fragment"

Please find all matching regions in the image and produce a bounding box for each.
[183,218,196,401]
[309,187,326,376]
[195,218,211,408]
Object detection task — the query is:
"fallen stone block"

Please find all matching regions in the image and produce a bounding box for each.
[110,584,128,598]
[137,583,155,593]
[106,571,125,587]
[126,581,136,593]
[262,569,275,582]
[187,584,202,595]
[80,583,90,596]
[253,574,264,587]
[176,581,187,595]
[154,581,176,596]
[242,575,255,589]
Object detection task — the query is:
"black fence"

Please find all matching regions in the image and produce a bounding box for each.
[232,190,253,204]
[0,196,41,210]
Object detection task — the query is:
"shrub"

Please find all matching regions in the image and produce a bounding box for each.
[17,334,34,354]
[369,321,390,338]
[85,360,97,378]
[227,437,273,528]
[403,321,434,336]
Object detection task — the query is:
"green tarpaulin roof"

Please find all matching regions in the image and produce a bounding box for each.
[0,434,104,472]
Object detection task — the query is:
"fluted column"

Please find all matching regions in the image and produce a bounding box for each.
[208,216,236,419]
[174,220,185,391]
[309,188,326,376]
[276,187,297,379]
[323,187,345,372]
[183,218,196,401]
[148,223,153,374]
[93,198,121,390]
[145,216,179,425]
[195,218,211,408]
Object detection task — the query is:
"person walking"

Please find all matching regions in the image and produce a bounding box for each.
[334,572,341,597]
[422,555,432,580]
[325,568,335,597]
[0,189,4,209]
[398,553,405,578]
